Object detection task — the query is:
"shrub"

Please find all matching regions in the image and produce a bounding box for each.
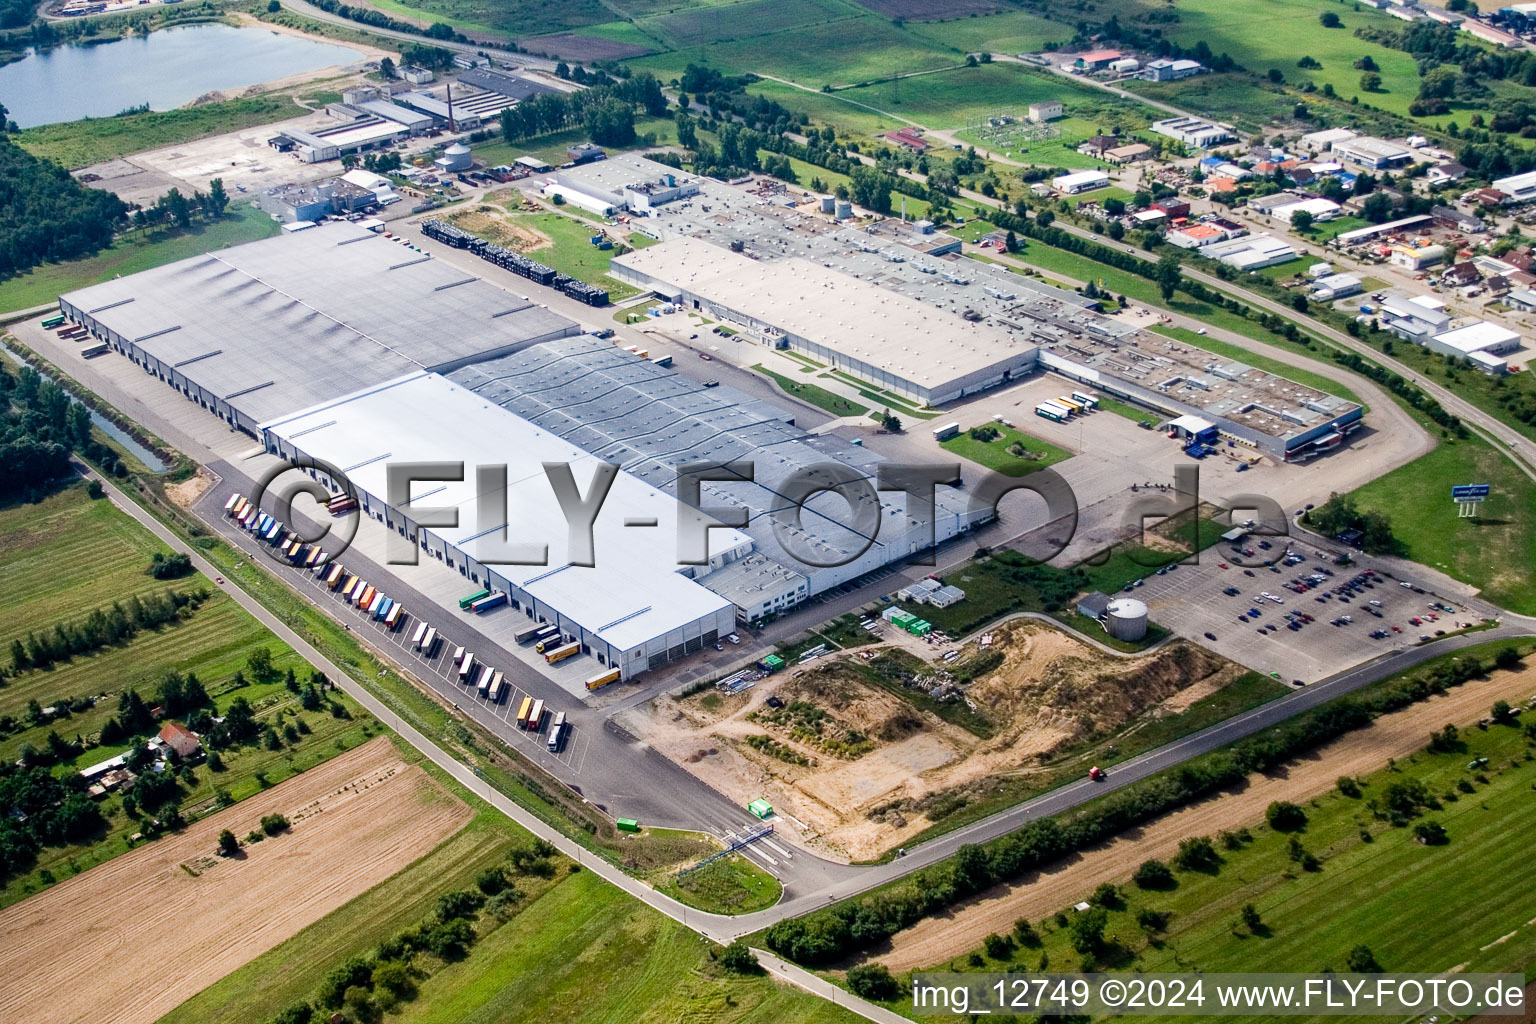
[1133,859,1175,889]
[1013,917,1039,946]
[475,866,507,895]
[846,963,899,1001]
[1068,907,1108,954]
[983,932,1015,960]
[718,941,760,974]
[1173,836,1219,872]
[1137,908,1171,933]
[1347,945,1382,972]
[1090,882,1123,909]
[217,829,238,856]
[1265,801,1308,831]
[260,813,289,836]
[1336,775,1361,798]
[1414,820,1449,845]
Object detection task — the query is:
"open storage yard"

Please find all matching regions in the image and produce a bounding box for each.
[625,621,1246,861]
[0,736,471,1024]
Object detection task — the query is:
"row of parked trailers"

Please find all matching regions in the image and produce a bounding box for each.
[511,623,619,692]
[45,315,111,357]
[421,219,609,307]
[225,493,573,751]
[1035,390,1100,423]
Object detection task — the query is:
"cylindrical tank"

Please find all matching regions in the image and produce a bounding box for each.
[1104,598,1149,642]
[820,196,835,214]
[834,199,853,220]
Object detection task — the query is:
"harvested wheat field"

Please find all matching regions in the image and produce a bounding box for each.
[874,662,1536,972]
[629,620,1239,861]
[0,736,470,1024]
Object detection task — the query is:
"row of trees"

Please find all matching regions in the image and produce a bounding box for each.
[497,73,667,147]
[8,588,201,675]
[765,645,1517,965]
[124,181,228,235]
[267,841,557,1023]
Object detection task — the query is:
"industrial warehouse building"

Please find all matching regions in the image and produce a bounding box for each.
[59,224,579,433]
[448,336,990,601]
[262,372,745,676]
[610,236,1040,405]
[56,224,991,679]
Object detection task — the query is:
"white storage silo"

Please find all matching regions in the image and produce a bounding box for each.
[1104,598,1149,642]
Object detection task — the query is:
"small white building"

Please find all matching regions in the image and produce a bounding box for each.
[1052,169,1110,194]
[1388,244,1446,270]
[1297,128,1359,155]
[1109,57,1140,74]
[1027,100,1064,123]
[1310,274,1363,301]
[1275,197,1342,223]
[1428,321,1522,360]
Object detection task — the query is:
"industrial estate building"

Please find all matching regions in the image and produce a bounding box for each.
[576,153,1363,457]
[57,223,988,679]
[58,225,577,432]
[611,236,1041,405]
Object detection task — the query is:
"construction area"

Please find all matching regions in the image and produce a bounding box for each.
[621,619,1242,861]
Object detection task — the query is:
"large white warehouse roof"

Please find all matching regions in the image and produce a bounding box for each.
[262,372,744,654]
[611,236,1037,396]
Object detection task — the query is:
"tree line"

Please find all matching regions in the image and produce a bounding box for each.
[266,840,559,1024]
[8,587,205,676]
[497,72,667,147]
[0,111,128,281]
[765,645,1520,965]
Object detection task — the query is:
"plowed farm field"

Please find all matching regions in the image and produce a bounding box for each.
[0,736,470,1024]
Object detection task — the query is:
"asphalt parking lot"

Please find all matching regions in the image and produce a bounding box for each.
[1129,536,1481,683]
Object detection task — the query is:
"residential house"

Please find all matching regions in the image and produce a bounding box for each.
[157,721,202,761]
[1441,261,1482,288]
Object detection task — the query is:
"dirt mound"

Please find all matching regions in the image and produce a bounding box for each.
[446,208,550,252]
[632,619,1244,861]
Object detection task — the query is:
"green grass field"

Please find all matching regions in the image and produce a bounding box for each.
[1348,433,1536,614]
[512,212,644,301]
[658,851,782,914]
[836,62,1136,135]
[0,204,280,314]
[163,775,858,1024]
[905,9,1070,56]
[636,0,857,48]
[630,17,956,87]
[0,484,374,908]
[15,93,316,169]
[893,691,1536,1020]
[753,364,869,417]
[351,0,610,35]
[1100,0,1431,125]
[940,423,1072,477]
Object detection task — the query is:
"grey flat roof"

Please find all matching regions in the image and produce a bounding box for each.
[455,67,560,102]
[449,336,975,591]
[263,372,741,652]
[62,222,577,423]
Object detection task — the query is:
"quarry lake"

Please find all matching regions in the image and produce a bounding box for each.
[0,22,364,128]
